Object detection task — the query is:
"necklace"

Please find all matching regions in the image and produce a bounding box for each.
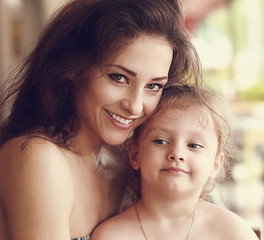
[134,204,196,240]
[82,159,101,172]
[80,155,102,173]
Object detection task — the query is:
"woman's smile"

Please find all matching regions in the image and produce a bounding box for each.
[105,109,135,128]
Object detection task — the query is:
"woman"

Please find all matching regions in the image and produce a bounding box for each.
[0,0,201,239]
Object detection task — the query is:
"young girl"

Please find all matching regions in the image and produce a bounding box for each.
[91,85,259,240]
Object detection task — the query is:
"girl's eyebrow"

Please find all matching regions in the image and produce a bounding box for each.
[105,64,168,81]
[144,127,168,138]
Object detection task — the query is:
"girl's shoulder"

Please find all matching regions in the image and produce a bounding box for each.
[198,200,259,240]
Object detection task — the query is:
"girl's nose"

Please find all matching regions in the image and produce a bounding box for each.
[121,90,144,116]
[167,152,185,161]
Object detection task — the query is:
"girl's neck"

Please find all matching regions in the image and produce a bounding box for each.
[139,191,201,223]
[135,198,201,240]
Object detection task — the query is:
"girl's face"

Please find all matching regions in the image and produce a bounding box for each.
[75,35,173,145]
[129,105,224,198]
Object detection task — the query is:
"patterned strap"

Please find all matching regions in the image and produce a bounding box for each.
[72,236,90,240]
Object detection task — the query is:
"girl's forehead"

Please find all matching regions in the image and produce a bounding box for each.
[146,104,217,132]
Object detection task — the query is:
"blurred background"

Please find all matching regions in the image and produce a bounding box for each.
[0,0,263,237]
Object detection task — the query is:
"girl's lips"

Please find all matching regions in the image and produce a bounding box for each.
[105,110,136,125]
[161,167,190,174]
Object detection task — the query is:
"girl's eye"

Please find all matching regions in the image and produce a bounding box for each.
[153,139,168,145]
[109,74,128,84]
[188,143,203,149]
[146,83,164,92]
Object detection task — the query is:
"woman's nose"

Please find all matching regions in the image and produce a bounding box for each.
[121,90,144,116]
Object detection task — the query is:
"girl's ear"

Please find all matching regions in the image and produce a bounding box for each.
[128,142,140,170]
[210,152,224,179]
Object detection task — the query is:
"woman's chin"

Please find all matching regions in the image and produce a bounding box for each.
[103,133,130,146]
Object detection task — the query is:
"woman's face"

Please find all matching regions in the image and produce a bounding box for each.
[75,35,173,145]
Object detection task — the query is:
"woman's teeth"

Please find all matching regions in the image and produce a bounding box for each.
[107,111,133,125]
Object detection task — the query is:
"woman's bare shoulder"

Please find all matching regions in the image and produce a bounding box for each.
[0,135,74,203]
[0,136,74,239]
[0,135,68,168]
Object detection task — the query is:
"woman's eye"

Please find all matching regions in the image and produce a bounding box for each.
[109,74,127,84]
[153,139,168,145]
[188,143,203,149]
[146,83,163,92]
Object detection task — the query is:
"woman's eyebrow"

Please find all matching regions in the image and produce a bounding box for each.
[106,64,136,76]
[152,76,168,81]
